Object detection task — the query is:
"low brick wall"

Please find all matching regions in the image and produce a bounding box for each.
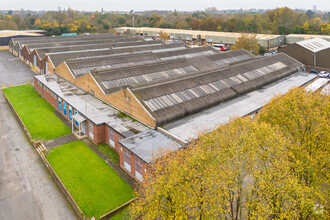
[3,91,85,219]
[36,144,85,219]
[100,197,137,220]
[3,93,33,144]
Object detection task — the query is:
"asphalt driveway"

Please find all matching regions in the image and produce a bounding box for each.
[0,51,76,219]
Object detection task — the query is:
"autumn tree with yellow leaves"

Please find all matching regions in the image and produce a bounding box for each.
[131,88,329,219]
[232,34,260,55]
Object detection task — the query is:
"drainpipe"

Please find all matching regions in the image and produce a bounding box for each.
[313,52,316,67]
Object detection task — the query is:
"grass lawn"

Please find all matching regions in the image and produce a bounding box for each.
[110,206,131,220]
[47,140,134,219]
[2,84,71,140]
[97,144,120,166]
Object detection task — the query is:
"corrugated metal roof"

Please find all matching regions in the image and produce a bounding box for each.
[164,72,317,142]
[132,53,305,125]
[296,38,330,53]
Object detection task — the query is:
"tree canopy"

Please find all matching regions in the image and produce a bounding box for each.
[131,88,329,219]
[0,7,329,35]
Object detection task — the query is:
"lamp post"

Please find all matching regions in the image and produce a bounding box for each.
[130,10,134,27]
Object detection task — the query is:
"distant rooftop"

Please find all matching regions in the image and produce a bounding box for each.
[0,30,45,37]
[164,72,317,142]
[117,27,281,39]
[296,38,330,53]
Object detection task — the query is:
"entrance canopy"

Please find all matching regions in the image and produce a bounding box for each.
[73,113,86,123]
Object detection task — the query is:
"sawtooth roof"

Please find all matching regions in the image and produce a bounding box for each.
[12,33,116,46]
[35,40,161,58]
[131,53,304,126]
[65,46,219,78]
[49,43,188,67]
[91,49,255,94]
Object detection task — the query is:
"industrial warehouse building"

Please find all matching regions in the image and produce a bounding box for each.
[284,34,330,44]
[11,34,317,182]
[278,38,330,69]
[116,27,285,48]
[0,30,46,46]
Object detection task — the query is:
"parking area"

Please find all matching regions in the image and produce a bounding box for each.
[0,51,76,219]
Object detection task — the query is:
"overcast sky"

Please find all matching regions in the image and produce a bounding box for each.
[2,0,329,12]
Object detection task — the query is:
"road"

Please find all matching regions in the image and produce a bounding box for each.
[0,51,76,219]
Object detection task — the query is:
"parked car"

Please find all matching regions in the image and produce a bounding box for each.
[213,44,229,51]
[319,71,329,78]
[310,69,319,74]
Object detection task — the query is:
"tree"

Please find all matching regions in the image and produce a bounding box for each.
[258,88,330,191]
[158,30,169,41]
[131,115,328,219]
[232,34,259,55]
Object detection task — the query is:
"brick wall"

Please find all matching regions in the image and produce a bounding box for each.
[21,46,30,63]
[34,78,42,95]
[93,124,106,145]
[55,65,156,128]
[119,144,148,182]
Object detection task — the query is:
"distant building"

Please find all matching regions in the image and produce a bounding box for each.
[279,38,330,69]
[205,7,217,14]
[313,5,317,12]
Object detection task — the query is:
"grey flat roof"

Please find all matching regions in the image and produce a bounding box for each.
[119,129,183,163]
[305,78,329,92]
[35,74,149,137]
[164,72,317,142]
[321,84,329,95]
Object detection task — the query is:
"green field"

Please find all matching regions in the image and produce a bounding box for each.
[47,141,134,219]
[2,84,71,140]
[110,206,131,220]
[97,144,120,166]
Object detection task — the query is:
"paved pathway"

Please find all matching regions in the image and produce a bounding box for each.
[43,133,78,150]
[0,51,77,220]
[53,111,73,129]
[82,138,137,189]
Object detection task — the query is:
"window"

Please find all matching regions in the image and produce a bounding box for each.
[58,97,62,111]
[69,106,72,121]
[123,149,131,172]
[135,157,143,182]
[63,101,67,115]
[74,110,78,126]
[88,121,94,140]
[108,128,115,147]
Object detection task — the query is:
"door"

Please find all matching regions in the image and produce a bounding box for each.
[108,128,115,148]
[33,54,36,67]
[88,121,94,140]
[81,121,86,135]
[45,61,49,75]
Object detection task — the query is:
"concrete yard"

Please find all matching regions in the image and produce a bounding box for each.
[0,51,76,219]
